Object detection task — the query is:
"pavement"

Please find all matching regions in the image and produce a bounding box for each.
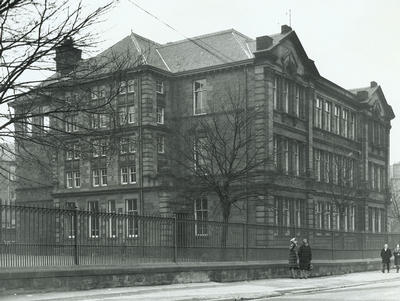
[2,270,400,301]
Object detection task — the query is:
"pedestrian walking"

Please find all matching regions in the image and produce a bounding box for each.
[380,243,392,273]
[288,237,298,278]
[298,238,312,279]
[393,244,400,273]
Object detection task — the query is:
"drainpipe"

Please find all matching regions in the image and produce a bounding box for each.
[138,75,144,214]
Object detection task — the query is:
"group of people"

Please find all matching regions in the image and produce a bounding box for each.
[380,243,400,273]
[288,238,312,279]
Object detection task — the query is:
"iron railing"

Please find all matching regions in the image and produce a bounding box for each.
[0,204,399,268]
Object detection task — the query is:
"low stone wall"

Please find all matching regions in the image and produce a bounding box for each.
[0,259,382,295]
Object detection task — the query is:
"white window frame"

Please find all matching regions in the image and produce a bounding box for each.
[101,168,108,186]
[92,169,100,187]
[108,200,117,238]
[120,81,127,95]
[88,201,100,238]
[73,171,80,188]
[121,167,128,184]
[193,79,207,115]
[126,199,139,238]
[194,198,208,236]
[66,172,73,188]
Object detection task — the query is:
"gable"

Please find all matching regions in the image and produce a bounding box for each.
[268,32,319,78]
[368,87,394,120]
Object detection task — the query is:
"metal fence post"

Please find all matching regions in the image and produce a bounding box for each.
[331,231,334,260]
[173,215,177,263]
[242,223,248,261]
[74,206,79,265]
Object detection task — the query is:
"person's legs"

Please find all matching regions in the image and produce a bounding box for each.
[387,262,390,273]
[290,268,296,278]
[382,263,385,273]
[397,265,399,273]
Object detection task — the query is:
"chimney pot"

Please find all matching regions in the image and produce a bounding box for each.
[281,24,292,34]
[55,38,82,75]
[256,35,273,51]
[370,81,378,88]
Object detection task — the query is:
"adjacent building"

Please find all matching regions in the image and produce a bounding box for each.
[12,25,394,239]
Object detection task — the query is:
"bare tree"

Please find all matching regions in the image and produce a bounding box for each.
[167,80,268,249]
[0,1,151,186]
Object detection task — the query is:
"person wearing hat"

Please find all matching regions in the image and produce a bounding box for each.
[288,237,298,278]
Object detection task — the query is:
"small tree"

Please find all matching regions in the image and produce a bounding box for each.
[168,80,268,250]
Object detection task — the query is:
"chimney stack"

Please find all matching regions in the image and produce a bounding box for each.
[55,38,82,76]
[281,24,292,34]
[256,35,273,51]
[370,81,378,88]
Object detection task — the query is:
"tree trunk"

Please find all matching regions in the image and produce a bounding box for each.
[220,202,231,261]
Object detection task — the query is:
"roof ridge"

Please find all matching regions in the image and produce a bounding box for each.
[158,29,248,48]
[130,31,161,46]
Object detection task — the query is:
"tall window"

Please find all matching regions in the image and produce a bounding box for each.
[283,80,289,113]
[156,80,164,94]
[349,113,355,140]
[65,115,78,132]
[92,169,100,187]
[66,172,73,188]
[65,202,76,239]
[127,80,135,94]
[293,141,299,176]
[193,79,207,115]
[315,202,323,229]
[333,105,340,135]
[74,171,80,188]
[323,100,332,131]
[283,139,289,174]
[157,135,165,154]
[88,201,99,238]
[126,199,139,238]
[194,198,208,236]
[274,197,304,228]
[324,203,331,230]
[314,98,322,128]
[342,109,349,138]
[314,149,321,182]
[156,105,164,124]
[118,107,127,125]
[108,200,117,238]
[128,106,135,123]
[101,168,108,186]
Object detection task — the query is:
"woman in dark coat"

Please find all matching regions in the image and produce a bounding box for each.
[393,244,400,273]
[288,237,298,278]
[298,238,312,279]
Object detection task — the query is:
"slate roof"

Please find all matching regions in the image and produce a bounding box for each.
[348,86,379,98]
[93,29,291,73]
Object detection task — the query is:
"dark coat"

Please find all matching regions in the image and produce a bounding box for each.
[393,249,400,266]
[288,244,298,268]
[298,244,312,270]
[381,248,392,263]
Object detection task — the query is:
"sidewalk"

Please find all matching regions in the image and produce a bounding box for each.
[2,270,400,301]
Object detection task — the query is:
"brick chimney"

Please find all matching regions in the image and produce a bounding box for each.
[370,81,378,88]
[256,35,273,51]
[55,38,82,75]
[281,24,292,34]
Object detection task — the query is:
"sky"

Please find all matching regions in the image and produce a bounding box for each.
[6,0,400,162]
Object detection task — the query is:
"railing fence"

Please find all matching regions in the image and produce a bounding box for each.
[0,204,399,268]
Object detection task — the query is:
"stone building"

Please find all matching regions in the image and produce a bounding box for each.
[12,25,394,236]
[0,143,16,232]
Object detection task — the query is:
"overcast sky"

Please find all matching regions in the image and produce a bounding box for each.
[11,0,400,162]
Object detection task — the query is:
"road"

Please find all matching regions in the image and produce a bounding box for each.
[268,278,400,300]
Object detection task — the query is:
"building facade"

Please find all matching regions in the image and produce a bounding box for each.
[12,25,394,237]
